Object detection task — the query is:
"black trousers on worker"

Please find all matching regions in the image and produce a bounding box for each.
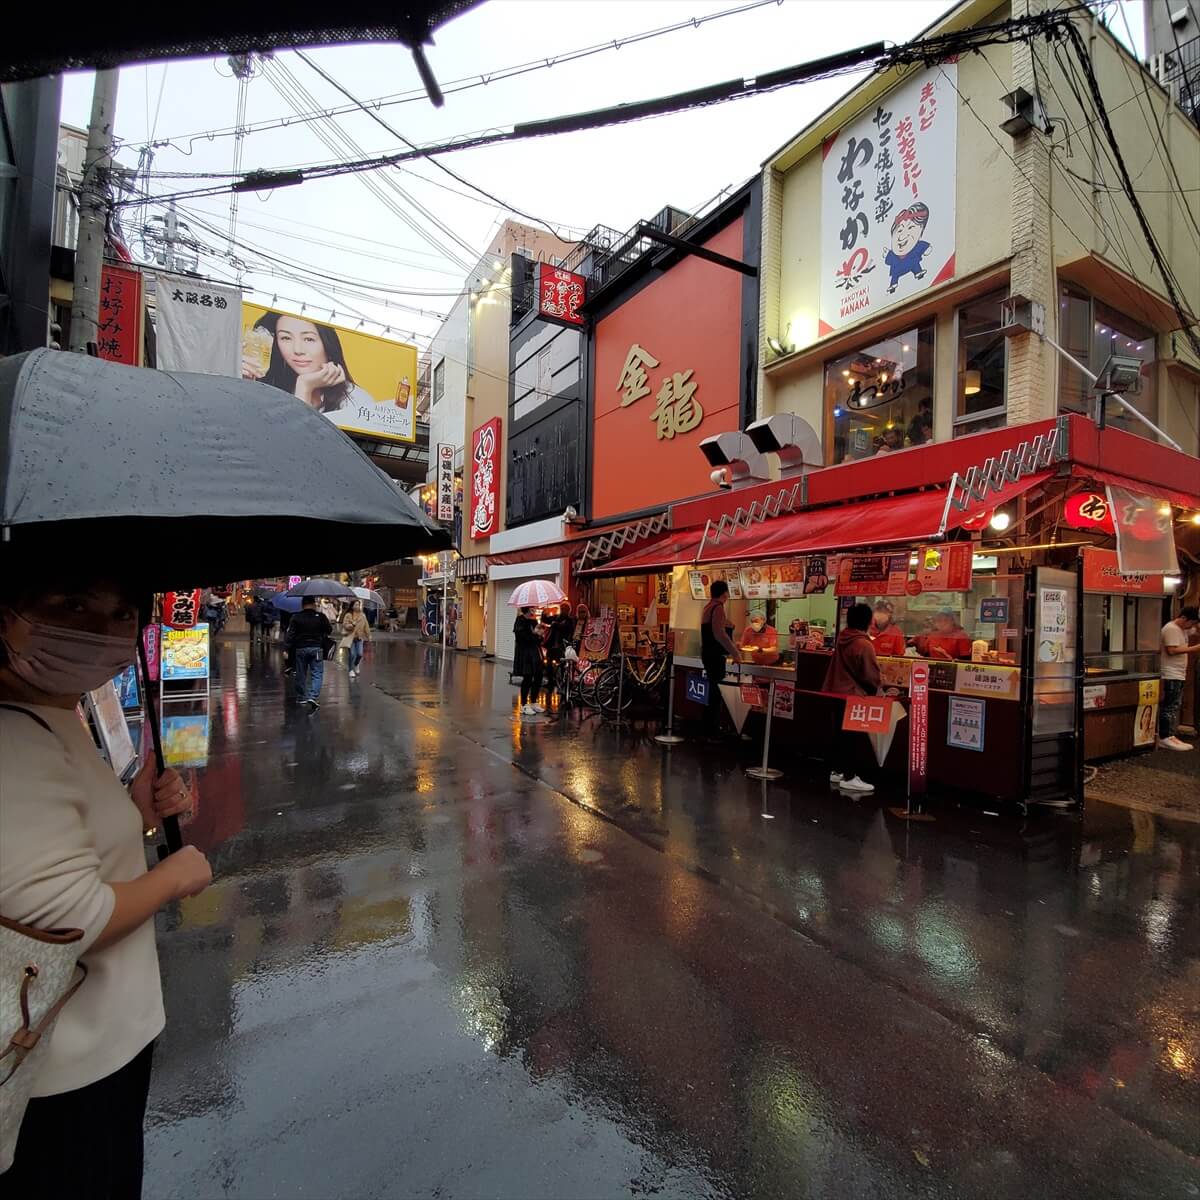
[702,656,727,735]
[7,1040,155,1198]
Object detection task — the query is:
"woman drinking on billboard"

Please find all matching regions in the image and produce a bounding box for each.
[242,311,378,411]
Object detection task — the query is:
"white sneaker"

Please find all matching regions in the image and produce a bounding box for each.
[532,703,546,713]
[829,771,844,784]
[521,704,537,716]
[1157,737,1193,752]
[839,776,875,794]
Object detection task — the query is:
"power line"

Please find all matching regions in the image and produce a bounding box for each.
[147,0,787,154]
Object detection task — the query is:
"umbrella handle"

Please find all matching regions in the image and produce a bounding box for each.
[138,624,183,856]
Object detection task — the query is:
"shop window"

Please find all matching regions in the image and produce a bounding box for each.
[824,322,935,464]
[954,289,1007,435]
[433,359,445,406]
[1057,285,1157,437]
[1083,593,1164,675]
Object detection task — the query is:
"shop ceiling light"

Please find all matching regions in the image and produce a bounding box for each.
[963,369,982,395]
[1191,513,1200,526]
[989,510,1012,532]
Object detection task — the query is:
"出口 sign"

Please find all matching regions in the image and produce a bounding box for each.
[615,343,704,441]
[819,64,957,335]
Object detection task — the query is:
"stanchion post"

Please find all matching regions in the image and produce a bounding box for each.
[746,678,784,781]
[654,662,685,746]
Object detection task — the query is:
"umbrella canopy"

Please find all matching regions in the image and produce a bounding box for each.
[351,586,386,608]
[507,579,568,608]
[269,591,303,614]
[0,350,448,585]
[286,578,357,599]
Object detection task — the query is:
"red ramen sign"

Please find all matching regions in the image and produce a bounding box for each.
[469,417,502,540]
[538,265,585,326]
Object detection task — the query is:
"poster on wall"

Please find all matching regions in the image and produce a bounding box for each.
[819,63,957,335]
[835,554,907,596]
[1133,704,1157,747]
[947,696,985,751]
[469,418,502,539]
[155,273,241,375]
[1037,585,1070,664]
[580,614,616,662]
[916,542,972,592]
[241,303,417,443]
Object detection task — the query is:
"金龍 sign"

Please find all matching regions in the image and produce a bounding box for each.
[436,443,455,523]
[160,625,211,682]
[616,342,705,442]
[96,264,143,365]
[819,64,957,335]
[538,264,585,326]
[469,418,502,539]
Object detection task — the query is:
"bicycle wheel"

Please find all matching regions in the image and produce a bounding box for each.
[594,664,632,715]
[576,663,603,709]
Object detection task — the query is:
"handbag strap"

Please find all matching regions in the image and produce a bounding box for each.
[0,962,88,1086]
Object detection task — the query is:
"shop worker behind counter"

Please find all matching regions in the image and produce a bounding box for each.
[823,602,882,795]
[287,595,333,710]
[1159,605,1200,751]
[701,580,740,740]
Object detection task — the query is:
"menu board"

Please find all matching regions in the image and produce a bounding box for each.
[687,568,743,601]
[160,624,211,681]
[739,563,776,600]
[835,554,910,596]
[738,562,807,600]
[916,543,973,592]
[804,555,831,594]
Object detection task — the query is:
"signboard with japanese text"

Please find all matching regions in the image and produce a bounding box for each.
[436,443,455,523]
[241,303,417,444]
[772,682,795,720]
[908,661,929,794]
[688,568,742,601]
[979,596,1010,624]
[142,624,160,683]
[580,614,616,662]
[96,264,143,364]
[160,625,211,682]
[685,672,710,705]
[835,553,909,596]
[1139,679,1160,705]
[469,418,502,539]
[947,696,985,751]
[591,218,745,520]
[819,64,957,335]
[916,542,972,592]
[804,555,832,594]
[740,683,767,709]
[1064,490,1115,534]
[1082,547,1161,595]
[956,663,1020,701]
[1082,684,1107,710]
[155,273,240,375]
[163,589,202,630]
[537,264,585,326]
[842,697,893,734]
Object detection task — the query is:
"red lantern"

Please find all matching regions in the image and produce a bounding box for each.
[1064,491,1115,534]
[163,589,202,629]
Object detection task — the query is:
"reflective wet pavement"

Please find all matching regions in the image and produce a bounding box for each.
[146,636,1200,1198]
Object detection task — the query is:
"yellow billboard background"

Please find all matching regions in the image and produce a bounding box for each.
[241,303,418,444]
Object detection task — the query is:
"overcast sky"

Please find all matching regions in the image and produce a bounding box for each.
[59,0,1148,355]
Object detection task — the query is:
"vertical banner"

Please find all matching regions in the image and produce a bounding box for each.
[142,624,161,683]
[155,273,241,375]
[908,661,929,796]
[469,417,502,540]
[819,64,957,335]
[1105,485,1179,575]
[436,443,455,523]
[97,264,143,364]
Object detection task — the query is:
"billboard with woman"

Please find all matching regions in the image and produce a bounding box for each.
[241,304,417,444]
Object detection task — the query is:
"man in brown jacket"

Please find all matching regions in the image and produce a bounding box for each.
[823,602,881,794]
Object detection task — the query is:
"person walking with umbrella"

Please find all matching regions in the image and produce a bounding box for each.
[513,606,546,716]
[286,596,333,709]
[341,599,371,679]
[0,573,213,1193]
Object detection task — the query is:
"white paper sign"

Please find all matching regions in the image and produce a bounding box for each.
[819,64,957,335]
[154,274,242,376]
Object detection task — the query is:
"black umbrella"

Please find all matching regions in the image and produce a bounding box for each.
[285,579,357,599]
[0,350,448,584]
[1,350,448,853]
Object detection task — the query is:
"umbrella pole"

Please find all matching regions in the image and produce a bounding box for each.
[138,622,183,856]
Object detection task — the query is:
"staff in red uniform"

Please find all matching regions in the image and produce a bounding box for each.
[914,610,972,660]
[868,600,906,657]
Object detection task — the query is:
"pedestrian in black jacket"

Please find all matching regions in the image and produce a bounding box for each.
[286,597,333,709]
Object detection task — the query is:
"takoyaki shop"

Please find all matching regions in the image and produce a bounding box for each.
[585,413,1199,808]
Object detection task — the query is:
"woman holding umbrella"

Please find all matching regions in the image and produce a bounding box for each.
[513,607,546,716]
[0,574,213,1193]
[341,599,371,679]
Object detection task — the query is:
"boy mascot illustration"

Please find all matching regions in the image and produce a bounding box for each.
[884,203,931,293]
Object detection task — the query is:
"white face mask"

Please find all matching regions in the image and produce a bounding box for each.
[1,611,136,696]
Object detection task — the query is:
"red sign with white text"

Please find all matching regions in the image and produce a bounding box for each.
[908,661,929,796]
[163,589,202,630]
[469,417,502,540]
[916,541,972,591]
[97,264,142,364]
[1064,490,1115,534]
[1082,547,1161,595]
[842,697,892,734]
[538,264,585,326]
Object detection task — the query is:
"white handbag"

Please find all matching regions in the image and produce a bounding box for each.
[0,916,87,1172]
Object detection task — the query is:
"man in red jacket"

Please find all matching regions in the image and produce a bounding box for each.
[823,602,881,794]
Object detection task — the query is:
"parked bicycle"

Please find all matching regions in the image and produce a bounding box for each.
[593,634,669,717]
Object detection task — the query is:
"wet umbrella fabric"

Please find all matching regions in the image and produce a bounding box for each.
[351,587,386,608]
[285,579,357,599]
[0,349,448,584]
[507,579,568,608]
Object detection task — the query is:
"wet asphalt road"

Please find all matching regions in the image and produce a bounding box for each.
[145,635,1200,1199]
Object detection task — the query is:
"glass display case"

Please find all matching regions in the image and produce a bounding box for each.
[1083,592,1165,678]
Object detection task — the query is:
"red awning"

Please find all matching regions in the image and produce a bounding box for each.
[695,471,1054,564]
[580,530,704,575]
[1069,466,1200,511]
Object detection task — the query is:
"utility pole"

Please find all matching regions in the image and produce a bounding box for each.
[69,69,119,353]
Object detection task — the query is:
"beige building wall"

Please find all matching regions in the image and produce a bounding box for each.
[759,0,1200,459]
